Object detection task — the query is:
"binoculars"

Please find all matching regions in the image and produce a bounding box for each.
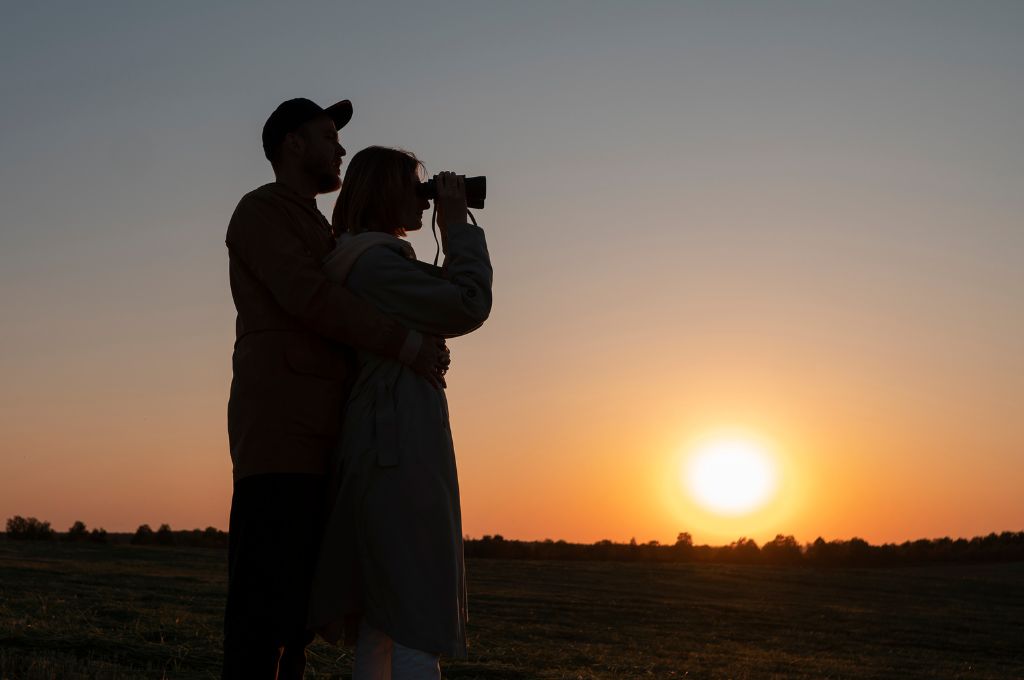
[417,175,487,210]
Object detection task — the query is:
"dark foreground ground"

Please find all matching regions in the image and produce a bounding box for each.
[1,541,1022,679]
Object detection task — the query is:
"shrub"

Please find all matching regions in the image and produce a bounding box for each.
[65,521,89,542]
[131,524,154,545]
[5,516,56,540]
[155,524,176,546]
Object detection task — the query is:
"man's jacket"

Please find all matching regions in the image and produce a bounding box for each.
[225,182,408,480]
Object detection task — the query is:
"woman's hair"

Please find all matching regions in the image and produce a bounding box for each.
[332,146,424,237]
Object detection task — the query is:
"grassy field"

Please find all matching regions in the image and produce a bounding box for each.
[1,540,1022,679]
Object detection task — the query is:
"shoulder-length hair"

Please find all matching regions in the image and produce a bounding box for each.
[332,146,424,237]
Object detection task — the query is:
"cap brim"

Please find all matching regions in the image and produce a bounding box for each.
[324,100,353,130]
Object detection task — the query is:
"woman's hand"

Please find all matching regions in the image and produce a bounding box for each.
[434,172,467,250]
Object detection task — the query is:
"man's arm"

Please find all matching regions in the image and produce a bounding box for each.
[227,193,446,382]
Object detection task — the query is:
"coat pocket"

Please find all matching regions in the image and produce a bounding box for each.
[374,381,400,467]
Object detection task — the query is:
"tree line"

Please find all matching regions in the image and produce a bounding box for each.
[6,515,1022,567]
[464,531,1024,566]
[3,516,227,548]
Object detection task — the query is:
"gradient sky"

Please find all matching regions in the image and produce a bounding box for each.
[1,1,1021,545]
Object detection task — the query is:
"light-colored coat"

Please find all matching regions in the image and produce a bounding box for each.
[308,222,492,657]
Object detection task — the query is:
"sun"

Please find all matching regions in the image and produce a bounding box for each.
[683,436,779,516]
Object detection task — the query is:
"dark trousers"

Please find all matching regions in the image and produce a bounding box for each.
[222,473,327,680]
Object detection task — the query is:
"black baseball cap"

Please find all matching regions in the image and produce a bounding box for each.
[262,98,353,162]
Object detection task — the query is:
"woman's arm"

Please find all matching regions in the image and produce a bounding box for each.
[347,222,492,338]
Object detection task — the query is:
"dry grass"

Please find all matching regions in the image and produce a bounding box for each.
[1,541,1023,679]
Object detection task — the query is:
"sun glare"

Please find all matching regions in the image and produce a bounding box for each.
[684,436,779,516]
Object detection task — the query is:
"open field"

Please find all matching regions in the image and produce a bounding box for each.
[1,540,1023,679]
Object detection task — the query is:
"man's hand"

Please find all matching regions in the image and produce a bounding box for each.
[409,335,451,389]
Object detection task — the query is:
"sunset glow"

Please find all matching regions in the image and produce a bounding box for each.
[684,437,779,516]
[1,3,1022,549]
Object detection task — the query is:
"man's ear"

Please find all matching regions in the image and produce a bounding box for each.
[284,130,306,157]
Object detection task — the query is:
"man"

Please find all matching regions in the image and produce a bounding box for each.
[222,98,448,679]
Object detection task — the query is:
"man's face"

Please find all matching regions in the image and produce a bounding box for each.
[297,115,345,194]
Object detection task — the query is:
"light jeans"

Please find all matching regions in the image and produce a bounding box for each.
[353,619,441,680]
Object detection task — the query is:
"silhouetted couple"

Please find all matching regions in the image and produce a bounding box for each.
[222,97,492,679]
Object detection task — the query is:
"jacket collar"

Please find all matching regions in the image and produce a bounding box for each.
[323,232,415,283]
[263,181,321,211]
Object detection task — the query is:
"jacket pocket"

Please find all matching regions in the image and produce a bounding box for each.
[282,341,348,437]
[285,339,349,381]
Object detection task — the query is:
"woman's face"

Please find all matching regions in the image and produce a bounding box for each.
[400,171,430,232]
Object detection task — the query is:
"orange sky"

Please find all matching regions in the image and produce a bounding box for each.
[1,3,1022,545]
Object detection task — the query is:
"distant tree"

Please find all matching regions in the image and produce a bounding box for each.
[200,526,226,548]
[847,537,873,565]
[88,528,109,543]
[155,523,175,546]
[805,536,833,565]
[65,521,88,542]
[761,534,802,565]
[903,538,934,563]
[728,537,760,563]
[671,532,695,561]
[131,524,154,545]
[180,526,226,548]
[5,516,55,541]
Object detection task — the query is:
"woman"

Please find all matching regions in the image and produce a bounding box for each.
[308,146,492,679]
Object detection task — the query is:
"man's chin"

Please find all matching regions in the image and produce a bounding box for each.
[317,173,342,194]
